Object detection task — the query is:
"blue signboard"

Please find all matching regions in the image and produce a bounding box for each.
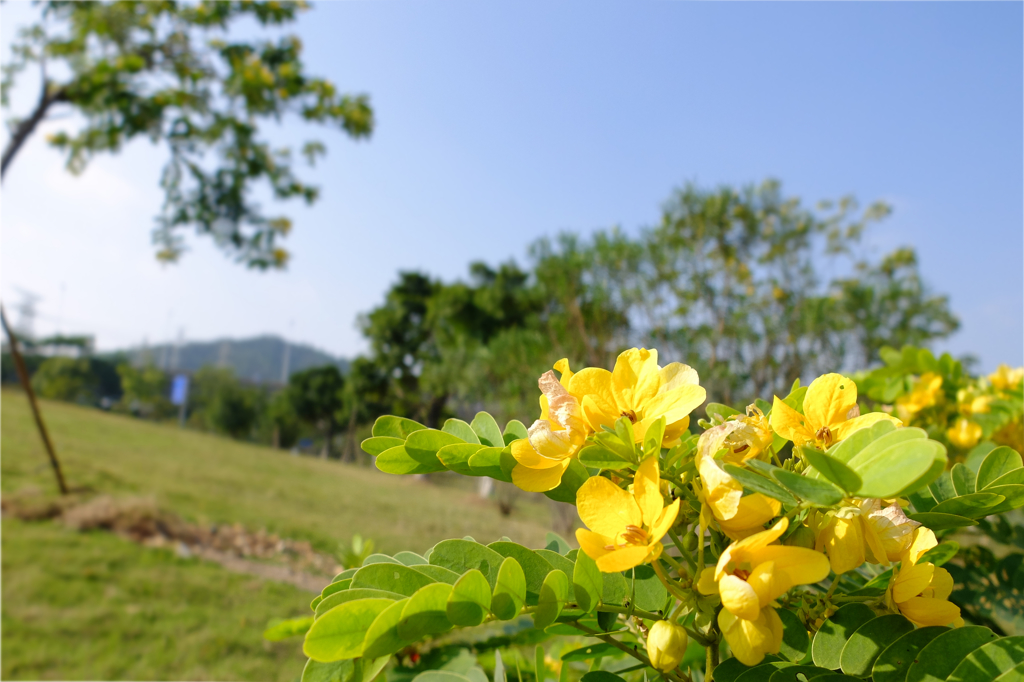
[170,374,190,406]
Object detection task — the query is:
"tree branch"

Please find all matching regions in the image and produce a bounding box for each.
[1,79,65,181]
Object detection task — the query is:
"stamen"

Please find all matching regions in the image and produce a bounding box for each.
[621,410,638,424]
[816,426,834,447]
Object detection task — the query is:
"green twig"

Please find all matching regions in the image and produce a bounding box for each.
[667,528,697,573]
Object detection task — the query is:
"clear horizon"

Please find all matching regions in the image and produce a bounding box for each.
[2,1,1021,372]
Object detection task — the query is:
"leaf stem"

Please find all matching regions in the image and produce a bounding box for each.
[667,528,697,573]
[564,621,690,682]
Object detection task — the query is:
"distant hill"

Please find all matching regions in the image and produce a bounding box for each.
[117,335,347,385]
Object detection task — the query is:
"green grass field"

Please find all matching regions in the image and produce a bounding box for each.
[1,390,555,680]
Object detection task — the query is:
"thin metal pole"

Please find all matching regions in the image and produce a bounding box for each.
[1,304,69,495]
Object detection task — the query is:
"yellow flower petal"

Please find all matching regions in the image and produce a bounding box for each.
[577,476,642,538]
[697,566,718,595]
[832,412,903,441]
[899,597,961,627]
[511,437,565,469]
[576,528,614,562]
[719,574,762,620]
[648,499,681,545]
[903,527,938,565]
[769,396,816,445]
[512,459,570,492]
[717,518,789,580]
[659,362,699,391]
[663,415,691,447]
[596,545,651,573]
[569,368,617,418]
[637,384,707,436]
[822,515,866,575]
[553,358,574,387]
[718,608,780,667]
[526,420,577,459]
[804,373,858,432]
[754,546,832,596]
[634,456,665,526]
[698,457,743,521]
[930,567,954,601]
[611,348,661,413]
[719,494,782,539]
[746,560,777,608]
[893,562,935,602]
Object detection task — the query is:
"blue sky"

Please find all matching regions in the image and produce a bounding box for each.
[2,1,1021,371]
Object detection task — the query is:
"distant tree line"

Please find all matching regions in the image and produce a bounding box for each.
[2,180,959,459]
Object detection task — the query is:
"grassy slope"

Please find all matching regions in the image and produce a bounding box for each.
[1,390,555,680]
[1,390,551,554]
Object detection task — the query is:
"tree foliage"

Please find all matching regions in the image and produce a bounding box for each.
[1,0,373,267]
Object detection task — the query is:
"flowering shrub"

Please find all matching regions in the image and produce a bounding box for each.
[285,348,1024,682]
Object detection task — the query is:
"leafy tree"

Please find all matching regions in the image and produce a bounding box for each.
[264,388,301,450]
[207,380,261,440]
[115,362,171,417]
[287,365,344,457]
[31,357,99,403]
[1,1,373,268]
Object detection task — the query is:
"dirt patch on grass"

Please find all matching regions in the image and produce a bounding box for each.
[3,491,339,593]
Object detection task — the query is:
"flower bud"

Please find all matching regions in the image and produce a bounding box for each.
[646,620,689,672]
[783,524,816,549]
[681,532,699,551]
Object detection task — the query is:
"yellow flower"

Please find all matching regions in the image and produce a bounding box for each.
[770,373,902,449]
[568,348,706,447]
[696,456,781,540]
[646,620,689,672]
[575,456,680,572]
[511,360,589,492]
[947,418,982,450]
[812,499,920,574]
[895,373,943,423]
[989,364,1024,391]
[697,519,830,666]
[886,561,962,627]
[718,607,784,667]
[697,406,774,466]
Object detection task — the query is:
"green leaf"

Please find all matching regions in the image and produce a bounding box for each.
[847,567,894,597]
[413,673,473,682]
[947,636,1024,682]
[735,662,795,681]
[799,447,862,492]
[772,469,844,506]
[544,532,572,554]
[316,588,403,619]
[951,463,976,496]
[978,484,1024,515]
[632,564,669,613]
[561,643,620,661]
[839,613,914,677]
[601,571,628,607]
[811,603,876,670]
[429,540,505,589]
[573,549,603,614]
[777,606,810,663]
[905,626,999,682]
[406,429,465,466]
[499,447,518,481]
[917,541,959,567]
[965,441,999,473]
[544,459,589,505]
[467,447,512,482]
[303,598,394,662]
[643,416,667,457]
[361,436,405,456]
[723,464,800,506]
[397,582,454,640]
[488,541,555,605]
[978,446,1024,490]
[351,563,436,596]
[767,665,833,681]
[411,564,461,585]
[361,597,412,658]
[491,557,526,620]
[363,554,401,565]
[443,418,480,444]
[906,511,978,530]
[534,570,569,629]
[706,402,741,421]
[263,616,313,641]
[470,412,505,448]
[578,444,635,470]
[446,569,491,627]
[853,440,946,499]
[613,417,637,454]
[436,443,485,476]
[580,673,628,682]
[990,469,1024,487]
[394,551,428,566]
[536,645,546,682]
[376,445,447,475]
[908,490,936,514]
[929,492,1006,519]
[311,595,322,612]
[322,580,350,598]
[536,549,574,584]
[845,427,928,471]
[503,420,529,445]
[870,626,948,682]
[930,472,958,503]
[302,659,354,682]
[372,416,426,439]
[827,420,899,464]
